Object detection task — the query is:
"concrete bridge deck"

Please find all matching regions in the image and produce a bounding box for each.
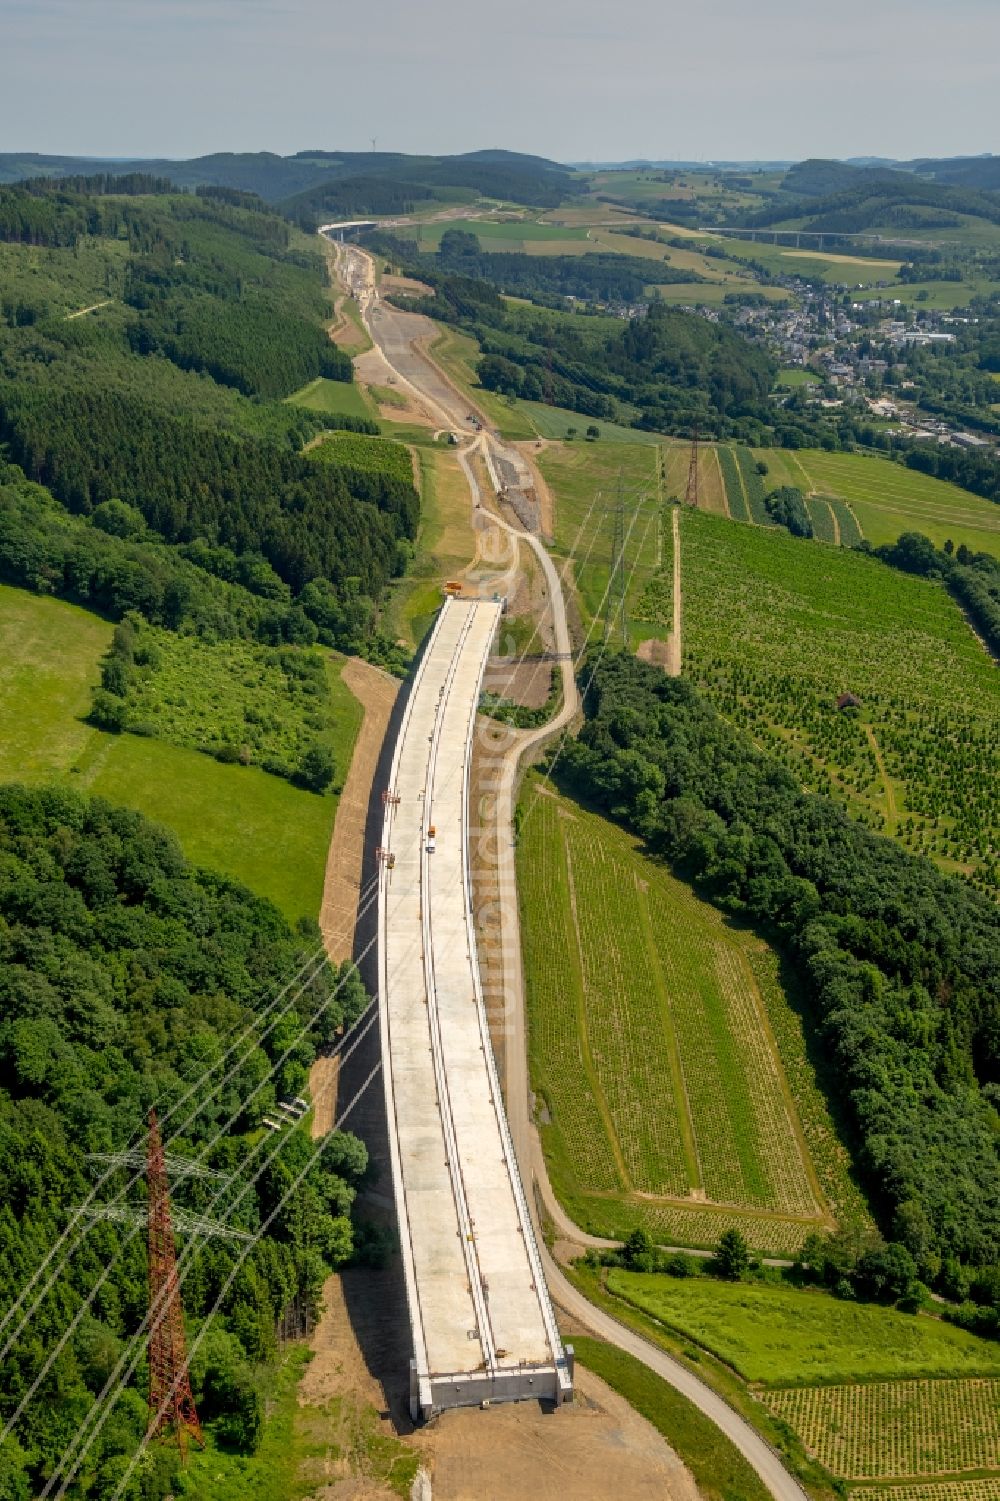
[376,597,572,1419]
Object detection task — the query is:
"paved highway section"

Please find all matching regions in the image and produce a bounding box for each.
[377,597,572,1419]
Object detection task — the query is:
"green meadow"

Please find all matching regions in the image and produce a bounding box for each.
[0,585,360,925]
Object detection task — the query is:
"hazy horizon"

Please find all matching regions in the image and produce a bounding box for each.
[2,0,997,165]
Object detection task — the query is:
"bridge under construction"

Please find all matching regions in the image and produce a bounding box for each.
[376,596,573,1419]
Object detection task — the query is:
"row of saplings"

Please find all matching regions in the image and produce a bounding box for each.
[585,1226,1000,1332]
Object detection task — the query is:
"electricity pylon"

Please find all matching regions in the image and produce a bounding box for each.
[145,1108,204,1454]
[84,1111,250,1458]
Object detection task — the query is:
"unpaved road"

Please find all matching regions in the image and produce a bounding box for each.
[319,658,399,965]
[323,232,808,1501]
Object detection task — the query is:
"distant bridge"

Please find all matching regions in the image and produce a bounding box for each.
[318,220,377,239]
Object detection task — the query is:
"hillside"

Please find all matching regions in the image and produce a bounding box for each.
[0,179,418,664]
[0,786,371,1500]
[0,148,582,216]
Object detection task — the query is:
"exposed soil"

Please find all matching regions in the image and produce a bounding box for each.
[353,346,436,427]
[667,505,682,677]
[319,658,399,965]
[297,1270,413,1501]
[637,637,672,668]
[482,658,553,710]
[411,1364,700,1501]
[311,658,398,1137]
[382,273,434,299]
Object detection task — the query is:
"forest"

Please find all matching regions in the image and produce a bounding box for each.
[729,159,1000,232]
[280,152,582,227]
[0,465,405,671]
[373,226,702,305]
[0,387,416,596]
[0,180,420,663]
[558,654,1000,1277]
[0,786,370,1498]
[0,181,420,672]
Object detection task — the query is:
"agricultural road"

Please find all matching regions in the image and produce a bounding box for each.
[324,231,809,1501]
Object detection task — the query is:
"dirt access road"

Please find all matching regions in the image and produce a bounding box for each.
[323,232,807,1501]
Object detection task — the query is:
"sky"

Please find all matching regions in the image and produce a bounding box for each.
[3,0,998,164]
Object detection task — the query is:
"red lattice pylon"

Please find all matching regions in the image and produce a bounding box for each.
[146,1108,204,1455]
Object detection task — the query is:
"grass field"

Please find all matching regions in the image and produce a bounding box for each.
[777,367,819,388]
[754,447,1000,555]
[285,376,375,420]
[681,508,1000,887]
[381,444,474,646]
[606,1273,1000,1387]
[573,1338,772,1501]
[404,217,591,250]
[0,585,359,925]
[853,277,1000,311]
[517,399,662,444]
[708,236,902,285]
[648,279,788,305]
[0,584,114,777]
[661,441,728,512]
[516,783,868,1253]
[767,1378,1000,1482]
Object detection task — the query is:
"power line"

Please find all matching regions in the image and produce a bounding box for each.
[0,908,383,1458]
[44,1015,383,1500]
[0,883,375,1368]
[684,426,700,508]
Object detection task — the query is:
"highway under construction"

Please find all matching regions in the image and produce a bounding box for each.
[376,596,573,1418]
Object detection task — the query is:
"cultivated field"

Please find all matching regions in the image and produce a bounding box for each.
[681,509,1000,888]
[535,439,664,644]
[0,585,358,924]
[602,1270,1000,1495]
[850,1483,1000,1501]
[517,784,859,1252]
[605,1273,1000,1386]
[753,447,1000,555]
[767,1378,1000,1483]
[310,429,415,483]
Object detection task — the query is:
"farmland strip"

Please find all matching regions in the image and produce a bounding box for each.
[717,445,750,522]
